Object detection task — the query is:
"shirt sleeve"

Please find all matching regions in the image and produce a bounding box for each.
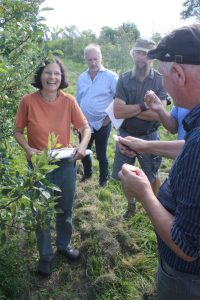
[170,106,178,121]
[170,138,200,257]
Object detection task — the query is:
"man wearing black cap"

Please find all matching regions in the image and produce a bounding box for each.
[112,38,170,220]
[118,24,200,300]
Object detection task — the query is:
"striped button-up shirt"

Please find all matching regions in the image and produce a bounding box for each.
[157,104,200,274]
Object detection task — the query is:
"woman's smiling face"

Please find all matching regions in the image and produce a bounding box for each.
[40,63,62,92]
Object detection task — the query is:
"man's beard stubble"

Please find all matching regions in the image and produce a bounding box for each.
[133,63,148,80]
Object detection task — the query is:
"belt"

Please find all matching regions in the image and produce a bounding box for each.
[122,127,157,137]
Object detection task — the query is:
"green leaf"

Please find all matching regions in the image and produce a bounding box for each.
[0,68,8,74]
[1,232,6,245]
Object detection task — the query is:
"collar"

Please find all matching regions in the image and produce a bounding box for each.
[183,104,200,132]
[87,65,105,73]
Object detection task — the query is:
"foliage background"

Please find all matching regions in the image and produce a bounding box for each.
[0,0,196,299]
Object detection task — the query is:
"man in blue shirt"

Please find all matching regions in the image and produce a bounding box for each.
[77,44,118,187]
[118,24,200,300]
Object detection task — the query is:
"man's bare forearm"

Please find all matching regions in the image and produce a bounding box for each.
[158,109,178,134]
[136,109,160,121]
[114,98,141,119]
[119,136,185,159]
[143,140,184,159]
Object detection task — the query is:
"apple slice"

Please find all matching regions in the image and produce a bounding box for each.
[113,134,119,142]
[126,164,138,175]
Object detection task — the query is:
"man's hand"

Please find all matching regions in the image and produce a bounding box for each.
[118,164,152,200]
[144,90,165,114]
[117,136,147,157]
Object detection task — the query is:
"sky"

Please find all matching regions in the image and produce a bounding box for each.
[40,0,196,38]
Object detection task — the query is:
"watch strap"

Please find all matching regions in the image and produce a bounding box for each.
[139,103,148,112]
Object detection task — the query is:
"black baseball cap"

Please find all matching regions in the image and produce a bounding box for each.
[147,23,200,65]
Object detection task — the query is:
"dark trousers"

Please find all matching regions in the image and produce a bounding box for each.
[81,122,111,182]
[157,256,200,300]
[29,158,76,262]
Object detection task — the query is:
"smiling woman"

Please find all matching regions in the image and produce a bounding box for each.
[13,57,91,276]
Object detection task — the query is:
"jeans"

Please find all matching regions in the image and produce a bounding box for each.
[157,257,200,300]
[81,122,111,182]
[31,158,76,263]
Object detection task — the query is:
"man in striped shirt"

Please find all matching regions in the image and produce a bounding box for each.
[118,24,200,300]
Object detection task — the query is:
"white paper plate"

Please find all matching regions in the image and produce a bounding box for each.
[48,147,92,159]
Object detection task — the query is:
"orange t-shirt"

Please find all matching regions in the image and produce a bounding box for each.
[15,90,87,150]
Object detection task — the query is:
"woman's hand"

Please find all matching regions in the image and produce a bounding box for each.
[26,147,41,160]
[13,127,41,160]
[72,145,86,160]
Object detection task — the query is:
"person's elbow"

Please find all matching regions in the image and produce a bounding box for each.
[114,104,123,118]
[113,98,126,118]
[80,124,91,138]
[114,110,122,119]
[13,127,23,137]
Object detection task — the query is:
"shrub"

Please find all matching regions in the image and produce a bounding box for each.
[0,239,29,299]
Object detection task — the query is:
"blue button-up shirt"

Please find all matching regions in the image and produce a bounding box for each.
[170,106,190,139]
[157,104,200,274]
[76,66,118,131]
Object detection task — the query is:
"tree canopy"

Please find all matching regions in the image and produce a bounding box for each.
[181,0,200,20]
[0,0,49,139]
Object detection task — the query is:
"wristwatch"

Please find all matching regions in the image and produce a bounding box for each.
[139,103,148,112]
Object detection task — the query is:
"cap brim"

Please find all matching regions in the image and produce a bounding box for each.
[147,48,163,60]
[133,47,149,52]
